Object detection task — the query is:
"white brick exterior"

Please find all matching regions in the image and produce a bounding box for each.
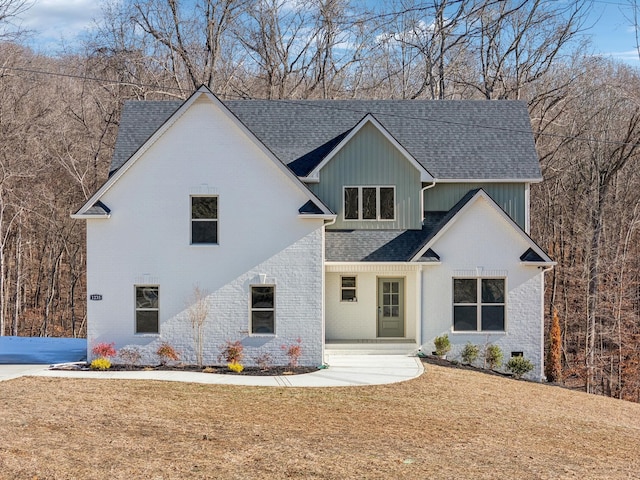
[85,95,325,367]
[421,195,546,380]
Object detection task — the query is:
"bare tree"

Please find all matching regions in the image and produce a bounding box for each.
[186,286,210,366]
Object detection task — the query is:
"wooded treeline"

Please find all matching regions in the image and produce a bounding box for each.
[1,0,640,400]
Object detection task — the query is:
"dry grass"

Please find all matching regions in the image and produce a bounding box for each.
[1,362,639,479]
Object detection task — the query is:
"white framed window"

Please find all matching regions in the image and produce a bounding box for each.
[453,278,505,332]
[343,186,395,221]
[341,276,357,302]
[191,196,218,244]
[135,285,159,334]
[250,285,275,334]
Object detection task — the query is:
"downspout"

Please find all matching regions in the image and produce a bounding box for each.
[416,265,423,352]
[418,181,435,353]
[420,181,436,223]
[539,263,555,380]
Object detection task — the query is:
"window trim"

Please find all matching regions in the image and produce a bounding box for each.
[452,277,506,332]
[190,195,219,245]
[343,186,396,221]
[134,285,160,335]
[340,275,357,302]
[249,285,276,336]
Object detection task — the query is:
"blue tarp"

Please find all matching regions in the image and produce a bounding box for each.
[0,336,87,364]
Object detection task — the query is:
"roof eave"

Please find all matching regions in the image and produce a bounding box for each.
[298,214,337,220]
[435,177,543,183]
[70,213,111,220]
[520,261,557,267]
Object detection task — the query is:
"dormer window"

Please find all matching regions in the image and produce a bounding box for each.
[344,186,395,221]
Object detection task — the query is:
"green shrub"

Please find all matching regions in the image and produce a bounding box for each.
[507,356,534,379]
[461,342,479,365]
[90,358,111,370]
[433,335,451,356]
[484,344,503,370]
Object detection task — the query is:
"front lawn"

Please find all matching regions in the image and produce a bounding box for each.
[0,362,638,479]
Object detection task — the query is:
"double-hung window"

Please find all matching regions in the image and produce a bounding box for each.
[344,186,395,221]
[251,286,275,334]
[135,286,159,334]
[191,196,218,244]
[341,276,357,302]
[453,278,505,331]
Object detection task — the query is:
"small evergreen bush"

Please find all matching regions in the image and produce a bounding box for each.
[507,356,534,379]
[461,342,479,365]
[433,335,451,356]
[484,344,503,370]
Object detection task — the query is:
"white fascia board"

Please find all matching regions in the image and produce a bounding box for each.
[305,114,434,183]
[324,261,423,272]
[70,213,110,219]
[410,189,552,263]
[75,85,333,217]
[520,261,557,267]
[298,214,337,220]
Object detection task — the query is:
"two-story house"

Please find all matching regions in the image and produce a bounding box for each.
[73,86,553,378]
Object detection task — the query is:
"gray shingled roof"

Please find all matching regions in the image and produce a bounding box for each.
[325,212,448,262]
[324,189,481,262]
[110,97,541,181]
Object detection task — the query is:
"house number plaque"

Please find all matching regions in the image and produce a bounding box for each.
[90,294,103,301]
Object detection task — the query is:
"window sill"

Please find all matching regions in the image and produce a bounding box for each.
[249,333,277,337]
[190,243,219,247]
[343,219,396,222]
[451,330,506,335]
[134,333,160,337]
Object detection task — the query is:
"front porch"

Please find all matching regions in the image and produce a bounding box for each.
[324,264,422,352]
[325,339,418,355]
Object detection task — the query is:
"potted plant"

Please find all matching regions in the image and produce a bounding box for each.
[433,334,451,359]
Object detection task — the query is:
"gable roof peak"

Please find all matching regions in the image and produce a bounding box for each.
[305,112,434,182]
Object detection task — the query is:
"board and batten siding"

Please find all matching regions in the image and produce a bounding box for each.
[308,122,422,230]
[424,183,526,229]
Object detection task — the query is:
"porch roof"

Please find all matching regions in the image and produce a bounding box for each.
[325,212,447,262]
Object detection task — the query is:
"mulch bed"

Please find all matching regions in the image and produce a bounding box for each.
[52,362,318,376]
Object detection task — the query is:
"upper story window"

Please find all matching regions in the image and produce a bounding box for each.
[191,196,218,244]
[453,278,505,332]
[344,186,395,221]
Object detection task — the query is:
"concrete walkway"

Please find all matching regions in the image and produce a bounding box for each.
[0,354,424,387]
